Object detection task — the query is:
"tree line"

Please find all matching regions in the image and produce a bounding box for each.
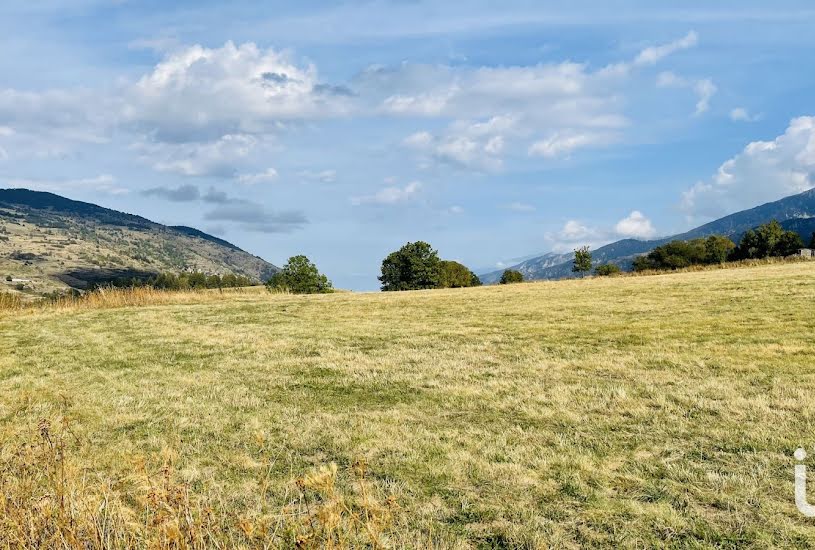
[94,220,813,296]
[92,271,256,291]
[499,220,812,283]
[633,221,810,272]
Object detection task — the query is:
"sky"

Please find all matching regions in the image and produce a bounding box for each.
[1,1,814,290]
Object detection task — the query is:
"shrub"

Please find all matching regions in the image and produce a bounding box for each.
[499,269,524,284]
[634,235,737,271]
[5,275,11,281]
[148,272,254,291]
[379,241,441,291]
[438,260,481,288]
[595,263,621,276]
[266,255,333,294]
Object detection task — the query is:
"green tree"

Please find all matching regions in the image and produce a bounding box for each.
[438,260,481,288]
[595,263,621,276]
[733,220,804,259]
[809,232,815,249]
[499,269,524,284]
[777,231,804,257]
[266,255,333,294]
[572,246,592,277]
[379,241,441,291]
[704,235,736,264]
[187,272,208,289]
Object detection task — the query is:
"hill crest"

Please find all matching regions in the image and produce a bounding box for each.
[0,189,278,294]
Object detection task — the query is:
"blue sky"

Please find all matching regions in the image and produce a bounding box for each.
[1,1,814,289]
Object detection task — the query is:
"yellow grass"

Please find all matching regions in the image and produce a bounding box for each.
[2,262,815,547]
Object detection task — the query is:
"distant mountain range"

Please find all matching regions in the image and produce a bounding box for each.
[481,188,815,283]
[0,189,278,295]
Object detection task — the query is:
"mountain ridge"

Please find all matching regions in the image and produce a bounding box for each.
[0,188,279,295]
[481,188,815,283]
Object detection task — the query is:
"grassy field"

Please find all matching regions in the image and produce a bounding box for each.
[2,262,815,548]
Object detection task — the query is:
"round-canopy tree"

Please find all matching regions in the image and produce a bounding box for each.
[438,260,482,288]
[499,269,524,284]
[379,241,441,291]
[266,255,333,294]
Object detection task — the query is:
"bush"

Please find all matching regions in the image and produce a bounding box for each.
[438,260,481,288]
[5,275,11,282]
[634,235,737,271]
[266,255,333,294]
[595,263,621,276]
[499,269,524,284]
[379,241,441,291]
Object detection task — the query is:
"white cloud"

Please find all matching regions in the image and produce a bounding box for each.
[560,220,596,241]
[351,181,422,205]
[123,41,351,142]
[391,33,695,169]
[544,212,656,252]
[656,71,686,88]
[681,116,815,219]
[384,90,455,116]
[694,79,717,115]
[655,71,715,116]
[238,168,279,185]
[446,205,464,215]
[615,210,656,238]
[133,134,258,177]
[544,220,607,252]
[528,131,611,159]
[730,107,759,122]
[0,88,108,140]
[7,174,126,195]
[634,31,698,66]
[404,116,516,170]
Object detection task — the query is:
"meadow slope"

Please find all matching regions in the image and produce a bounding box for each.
[2,263,815,547]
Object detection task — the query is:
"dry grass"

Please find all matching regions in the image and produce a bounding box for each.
[2,262,815,547]
[0,292,23,311]
[0,404,407,548]
[0,285,265,317]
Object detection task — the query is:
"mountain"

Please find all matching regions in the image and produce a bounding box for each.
[0,189,278,294]
[480,188,815,282]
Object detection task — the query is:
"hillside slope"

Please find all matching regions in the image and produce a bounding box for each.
[0,189,278,295]
[481,188,815,282]
[3,263,815,546]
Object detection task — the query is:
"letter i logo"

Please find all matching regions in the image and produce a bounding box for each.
[795,448,815,517]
